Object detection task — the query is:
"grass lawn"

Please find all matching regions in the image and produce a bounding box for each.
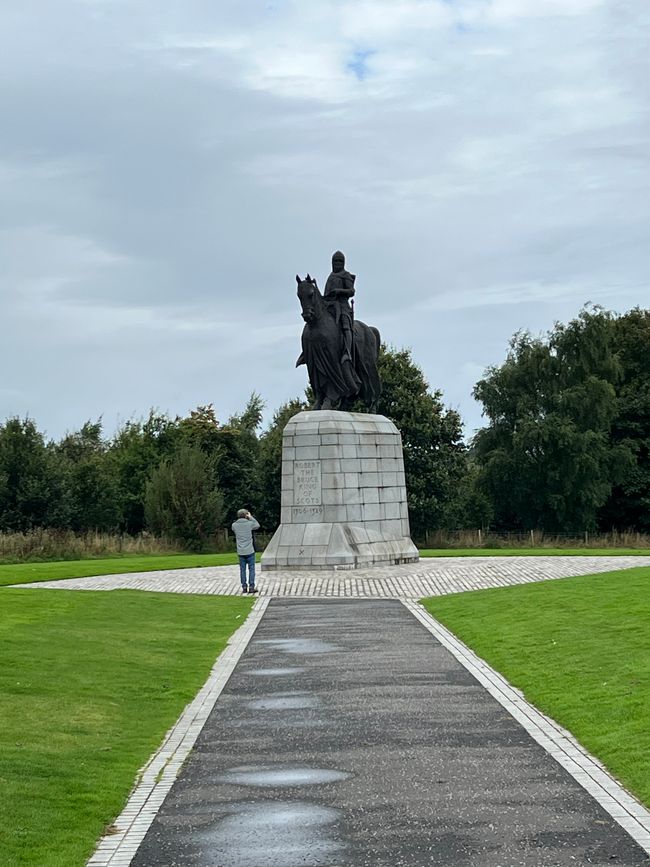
[421,566,650,807]
[2,548,649,588]
[418,547,650,558]
[0,553,246,587]
[0,589,254,867]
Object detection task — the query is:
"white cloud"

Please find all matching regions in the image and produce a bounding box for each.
[485,0,605,21]
[340,0,453,40]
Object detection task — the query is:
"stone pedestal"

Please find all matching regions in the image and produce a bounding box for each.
[261,410,419,571]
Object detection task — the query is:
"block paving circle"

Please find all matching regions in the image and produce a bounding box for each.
[17,554,650,598]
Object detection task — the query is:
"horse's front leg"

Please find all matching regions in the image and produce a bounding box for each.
[309,384,324,410]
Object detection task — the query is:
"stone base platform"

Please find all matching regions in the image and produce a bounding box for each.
[261,410,419,571]
[261,521,419,571]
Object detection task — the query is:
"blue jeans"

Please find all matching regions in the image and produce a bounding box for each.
[239,553,255,589]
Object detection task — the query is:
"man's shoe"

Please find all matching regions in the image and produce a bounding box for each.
[248,587,258,594]
[241,587,248,594]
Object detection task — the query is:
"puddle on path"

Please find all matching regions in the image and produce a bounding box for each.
[197,800,343,867]
[247,692,318,710]
[274,717,325,729]
[219,765,349,787]
[257,638,338,654]
[247,667,305,677]
[293,622,327,629]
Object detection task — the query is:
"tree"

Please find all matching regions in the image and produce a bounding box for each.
[473,307,633,532]
[375,347,466,538]
[109,411,181,534]
[228,392,265,434]
[0,418,65,531]
[443,453,494,530]
[55,421,122,532]
[257,397,308,529]
[598,307,650,530]
[219,394,264,519]
[144,445,223,550]
[177,397,264,523]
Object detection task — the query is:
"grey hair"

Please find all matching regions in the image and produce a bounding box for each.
[237,509,248,518]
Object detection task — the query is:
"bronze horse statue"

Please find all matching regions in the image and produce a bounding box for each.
[295,274,381,411]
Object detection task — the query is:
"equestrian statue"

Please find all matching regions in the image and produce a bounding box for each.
[296,251,382,412]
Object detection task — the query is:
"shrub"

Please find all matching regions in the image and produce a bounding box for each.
[144,446,223,550]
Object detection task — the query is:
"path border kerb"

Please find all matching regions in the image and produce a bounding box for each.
[86,597,270,867]
[404,600,650,857]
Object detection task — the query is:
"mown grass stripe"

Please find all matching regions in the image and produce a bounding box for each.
[421,566,650,808]
[0,590,253,867]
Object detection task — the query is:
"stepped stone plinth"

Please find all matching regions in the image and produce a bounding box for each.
[261,410,419,571]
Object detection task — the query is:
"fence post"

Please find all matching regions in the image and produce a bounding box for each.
[530,529,535,546]
[477,528,482,546]
[584,530,588,545]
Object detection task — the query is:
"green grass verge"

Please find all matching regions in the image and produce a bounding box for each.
[3,549,649,587]
[421,566,650,807]
[0,589,254,866]
[418,547,650,558]
[0,553,247,587]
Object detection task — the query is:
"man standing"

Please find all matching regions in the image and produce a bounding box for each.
[231,509,260,594]
[324,250,356,365]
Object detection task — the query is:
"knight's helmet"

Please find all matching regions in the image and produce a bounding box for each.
[332,250,345,267]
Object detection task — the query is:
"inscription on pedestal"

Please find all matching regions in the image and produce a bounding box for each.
[291,505,324,521]
[294,460,322,506]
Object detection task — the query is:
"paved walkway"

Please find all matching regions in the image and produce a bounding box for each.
[39,556,648,865]
[112,600,647,866]
[18,554,650,598]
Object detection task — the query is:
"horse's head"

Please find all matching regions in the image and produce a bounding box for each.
[296,274,320,324]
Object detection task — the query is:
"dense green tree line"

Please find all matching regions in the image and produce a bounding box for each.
[0,308,648,547]
[473,306,650,532]
[0,347,464,547]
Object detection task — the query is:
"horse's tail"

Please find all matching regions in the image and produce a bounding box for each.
[370,326,381,358]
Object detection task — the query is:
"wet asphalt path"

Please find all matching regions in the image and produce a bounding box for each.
[131,599,648,867]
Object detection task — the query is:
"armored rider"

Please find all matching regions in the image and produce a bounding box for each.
[324,250,355,365]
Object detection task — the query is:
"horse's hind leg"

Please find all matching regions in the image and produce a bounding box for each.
[360,368,381,413]
[368,378,381,413]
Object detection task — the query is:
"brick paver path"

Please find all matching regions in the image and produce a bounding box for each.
[18,555,650,598]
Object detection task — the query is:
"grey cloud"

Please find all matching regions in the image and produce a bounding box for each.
[1,1,649,438]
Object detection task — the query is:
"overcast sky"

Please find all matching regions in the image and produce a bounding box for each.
[1,0,648,441]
